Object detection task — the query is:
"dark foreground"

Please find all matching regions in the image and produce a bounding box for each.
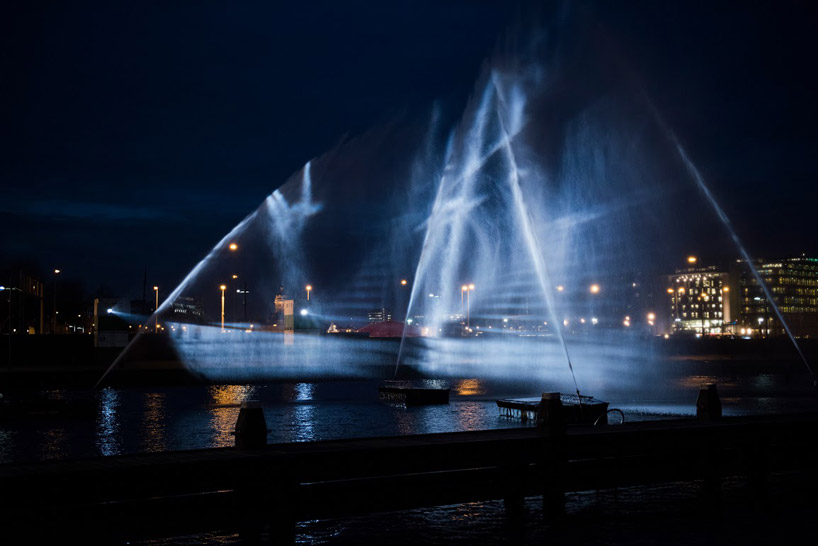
[3,410,818,545]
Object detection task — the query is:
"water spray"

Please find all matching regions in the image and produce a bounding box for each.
[491,72,584,405]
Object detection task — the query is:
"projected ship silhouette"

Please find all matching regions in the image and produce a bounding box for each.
[100,24,813,401]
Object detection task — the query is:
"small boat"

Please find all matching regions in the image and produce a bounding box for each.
[497,393,609,425]
[378,382,450,405]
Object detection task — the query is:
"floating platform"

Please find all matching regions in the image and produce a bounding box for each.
[378,385,450,406]
[497,394,609,425]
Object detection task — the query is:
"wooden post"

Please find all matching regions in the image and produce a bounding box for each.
[696,383,721,421]
[696,385,722,515]
[537,393,566,520]
[234,401,267,449]
[537,392,565,437]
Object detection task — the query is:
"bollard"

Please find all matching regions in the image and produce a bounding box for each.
[537,392,566,520]
[696,383,722,421]
[234,400,267,449]
[536,392,565,437]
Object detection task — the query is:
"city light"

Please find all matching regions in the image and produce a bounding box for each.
[228,243,238,251]
[463,284,475,327]
[556,285,564,292]
[306,284,312,300]
[300,309,308,316]
[667,288,674,294]
[647,312,656,321]
[220,284,227,331]
[589,284,600,294]
[401,279,408,286]
[153,286,159,332]
[687,256,697,264]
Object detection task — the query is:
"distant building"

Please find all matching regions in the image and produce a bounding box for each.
[170,296,204,322]
[368,308,392,323]
[735,256,818,337]
[664,263,732,336]
[662,256,818,337]
[93,298,130,347]
[272,287,294,331]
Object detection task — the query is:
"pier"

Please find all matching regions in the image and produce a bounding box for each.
[3,393,818,543]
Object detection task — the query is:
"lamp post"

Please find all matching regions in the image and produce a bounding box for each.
[464,284,475,328]
[153,286,159,332]
[53,269,60,334]
[220,285,227,331]
[232,275,238,322]
[306,284,312,301]
[238,281,249,322]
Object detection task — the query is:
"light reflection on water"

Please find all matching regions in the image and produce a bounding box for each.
[39,426,68,461]
[96,387,121,456]
[207,385,255,448]
[1,364,817,465]
[293,383,316,442]
[141,392,168,453]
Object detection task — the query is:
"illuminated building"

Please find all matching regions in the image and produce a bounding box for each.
[664,263,732,336]
[368,308,392,323]
[735,256,818,337]
[170,296,204,321]
[664,256,818,337]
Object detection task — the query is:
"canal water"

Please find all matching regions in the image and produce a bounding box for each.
[2,359,817,544]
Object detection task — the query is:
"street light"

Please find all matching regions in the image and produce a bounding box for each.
[53,269,61,334]
[464,283,475,328]
[220,284,227,331]
[306,284,312,301]
[153,286,159,332]
[232,275,238,322]
[589,284,600,294]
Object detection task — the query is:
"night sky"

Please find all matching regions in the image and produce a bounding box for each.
[3,0,817,298]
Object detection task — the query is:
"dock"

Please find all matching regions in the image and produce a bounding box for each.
[497,393,609,424]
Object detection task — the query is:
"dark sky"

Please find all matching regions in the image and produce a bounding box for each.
[2,0,817,298]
